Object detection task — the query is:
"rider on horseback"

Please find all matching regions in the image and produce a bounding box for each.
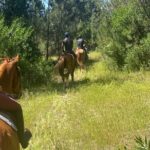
[62,32,76,58]
[76,35,88,60]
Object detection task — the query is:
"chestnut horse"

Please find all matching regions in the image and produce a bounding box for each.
[75,48,86,70]
[0,55,21,150]
[0,55,21,98]
[54,53,76,87]
[0,120,20,150]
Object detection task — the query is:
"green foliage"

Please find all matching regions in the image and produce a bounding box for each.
[2,0,28,23]
[0,15,47,87]
[1,0,44,24]
[101,0,150,71]
[125,34,150,70]
[0,15,42,63]
[1,0,150,73]
[103,40,126,69]
[135,136,150,150]
[20,59,53,87]
[0,16,33,56]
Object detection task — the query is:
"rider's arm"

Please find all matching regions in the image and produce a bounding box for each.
[83,40,88,51]
[61,41,65,52]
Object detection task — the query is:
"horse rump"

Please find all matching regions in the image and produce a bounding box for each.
[75,48,86,69]
[54,53,76,86]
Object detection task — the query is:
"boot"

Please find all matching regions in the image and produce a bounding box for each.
[21,128,32,149]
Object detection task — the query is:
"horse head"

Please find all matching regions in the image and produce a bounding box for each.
[0,55,22,99]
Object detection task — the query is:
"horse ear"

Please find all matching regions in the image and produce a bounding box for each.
[15,54,20,62]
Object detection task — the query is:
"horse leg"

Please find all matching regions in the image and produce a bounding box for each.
[80,53,86,71]
[82,64,85,70]
[71,71,74,82]
[61,75,65,87]
[62,76,66,89]
[66,74,70,87]
[62,76,65,83]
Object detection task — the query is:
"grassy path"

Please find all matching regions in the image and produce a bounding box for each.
[20,51,150,150]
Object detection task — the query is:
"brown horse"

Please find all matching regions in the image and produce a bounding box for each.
[54,53,76,87]
[75,48,86,70]
[0,55,21,150]
[0,120,20,150]
[0,55,21,98]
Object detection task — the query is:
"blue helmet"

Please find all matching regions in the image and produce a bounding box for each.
[64,32,69,37]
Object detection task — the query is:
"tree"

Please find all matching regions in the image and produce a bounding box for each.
[98,0,150,70]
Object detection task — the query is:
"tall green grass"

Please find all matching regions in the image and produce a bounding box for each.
[20,51,150,150]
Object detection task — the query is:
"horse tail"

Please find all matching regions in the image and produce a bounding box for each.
[62,57,68,76]
[76,49,85,69]
[63,53,75,76]
[54,57,64,73]
[54,57,68,77]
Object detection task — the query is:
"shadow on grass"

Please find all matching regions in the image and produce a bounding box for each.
[48,74,125,94]
[46,77,91,94]
[92,75,125,85]
[23,75,126,97]
[69,78,90,89]
[86,58,99,68]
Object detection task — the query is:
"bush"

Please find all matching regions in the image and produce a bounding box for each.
[125,34,150,71]
[20,59,54,87]
[0,15,48,87]
[101,1,150,71]
[0,16,32,56]
[103,40,126,69]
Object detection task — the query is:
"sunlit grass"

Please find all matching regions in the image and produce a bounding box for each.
[20,51,150,150]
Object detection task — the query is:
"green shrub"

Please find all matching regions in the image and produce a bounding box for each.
[0,15,46,87]
[103,40,126,69]
[101,1,150,71]
[135,136,150,150]
[0,16,33,56]
[20,59,54,87]
[125,34,150,71]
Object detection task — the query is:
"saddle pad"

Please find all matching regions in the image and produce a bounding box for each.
[0,113,17,131]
